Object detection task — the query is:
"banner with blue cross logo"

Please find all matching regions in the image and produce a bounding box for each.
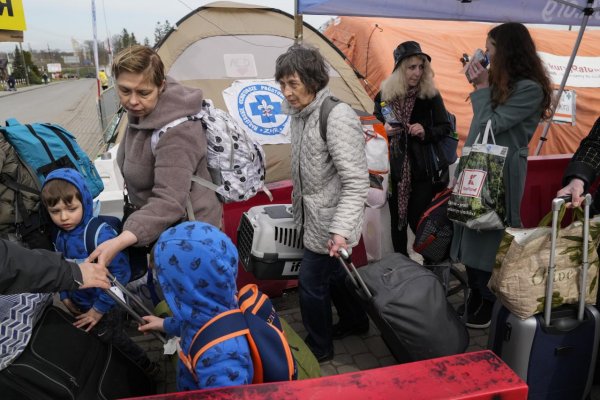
[223,79,290,145]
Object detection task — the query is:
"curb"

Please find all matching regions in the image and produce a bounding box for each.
[0,81,68,98]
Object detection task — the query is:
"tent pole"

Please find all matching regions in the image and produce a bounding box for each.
[535,0,599,155]
[294,0,303,44]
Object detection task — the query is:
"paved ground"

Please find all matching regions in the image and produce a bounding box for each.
[0,81,106,159]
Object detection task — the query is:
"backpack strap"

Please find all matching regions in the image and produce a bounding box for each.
[150,113,204,156]
[319,96,342,142]
[238,283,283,331]
[83,216,107,255]
[4,118,21,127]
[0,172,44,237]
[180,309,249,383]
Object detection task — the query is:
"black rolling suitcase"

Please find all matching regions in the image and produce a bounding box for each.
[339,250,469,363]
[488,194,600,400]
[0,305,156,400]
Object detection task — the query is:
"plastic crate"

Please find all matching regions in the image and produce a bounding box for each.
[237,204,304,280]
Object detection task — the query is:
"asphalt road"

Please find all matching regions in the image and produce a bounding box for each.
[0,79,105,158]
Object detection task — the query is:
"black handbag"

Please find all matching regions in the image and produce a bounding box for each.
[122,194,152,281]
[412,188,453,263]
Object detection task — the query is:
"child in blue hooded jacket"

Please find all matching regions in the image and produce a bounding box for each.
[139,221,253,391]
[41,168,158,376]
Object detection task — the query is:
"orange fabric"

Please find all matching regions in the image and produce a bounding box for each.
[238,284,259,311]
[188,309,241,345]
[271,323,296,380]
[246,335,263,384]
[191,329,249,371]
[251,294,268,315]
[324,18,600,156]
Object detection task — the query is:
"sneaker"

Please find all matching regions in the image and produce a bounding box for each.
[314,350,334,363]
[332,321,370,340]
[465,299,493,329]
[457,290,482,317]
[305,336,334,363]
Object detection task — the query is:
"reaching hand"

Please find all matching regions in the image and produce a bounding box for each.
[73,308,104,332]
[87,231,137,267]
[557,178,586,207]
[328,234,348,258]
[78,261,110,290]
[138,315,166,334]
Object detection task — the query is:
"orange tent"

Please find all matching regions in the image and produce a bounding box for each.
[324,17,600,155]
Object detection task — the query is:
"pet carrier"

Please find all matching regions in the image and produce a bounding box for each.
[237,204,304,280]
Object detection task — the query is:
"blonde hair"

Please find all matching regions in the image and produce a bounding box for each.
[111,45,165,87]
[380,55,437,102]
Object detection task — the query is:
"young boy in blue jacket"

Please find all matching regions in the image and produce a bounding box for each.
[139,221,253,391]
[41,168,158,376]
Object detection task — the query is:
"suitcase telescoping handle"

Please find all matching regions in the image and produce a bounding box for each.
[106,272,167,344]
[545,193,592,327]
[338,248,373,298]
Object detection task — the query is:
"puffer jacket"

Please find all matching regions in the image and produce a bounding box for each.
[0,137,40,234]
[286,87,369,254]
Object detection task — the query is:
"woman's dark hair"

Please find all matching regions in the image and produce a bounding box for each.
[488,22,553,119]
[274,45,329,94]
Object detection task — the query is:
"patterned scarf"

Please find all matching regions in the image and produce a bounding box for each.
[389,86,419,229]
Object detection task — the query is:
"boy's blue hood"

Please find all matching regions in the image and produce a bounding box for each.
[43,168,94,235]
[154,221,239,340]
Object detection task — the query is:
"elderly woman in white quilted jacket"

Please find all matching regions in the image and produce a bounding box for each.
[275,45,370,362]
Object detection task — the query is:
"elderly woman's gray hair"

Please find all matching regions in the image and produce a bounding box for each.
[275,45,329,95]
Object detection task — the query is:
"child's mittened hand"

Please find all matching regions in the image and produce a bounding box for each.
[73,308,104,332]
[138,315,166,333]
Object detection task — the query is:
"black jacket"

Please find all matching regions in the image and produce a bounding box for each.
[563,117,600,190]
[374,91,452,181]
[0,239,81,294]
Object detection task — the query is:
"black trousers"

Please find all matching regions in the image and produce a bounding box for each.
[388,177,436,256]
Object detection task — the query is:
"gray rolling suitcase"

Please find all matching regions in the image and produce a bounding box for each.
[339,250,469,363]
[488,194,600,400]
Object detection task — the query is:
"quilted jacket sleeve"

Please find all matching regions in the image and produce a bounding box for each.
[325,103,369,241]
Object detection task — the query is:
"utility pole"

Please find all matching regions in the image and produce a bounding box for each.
[91,0,101,97]
[18,42,29,86]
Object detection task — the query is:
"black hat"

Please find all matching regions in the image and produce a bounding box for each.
[393,41,431,71]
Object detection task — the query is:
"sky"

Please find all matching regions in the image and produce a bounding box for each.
[0,0,331,52]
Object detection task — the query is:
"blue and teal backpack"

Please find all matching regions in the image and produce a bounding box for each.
[0,118,104,198]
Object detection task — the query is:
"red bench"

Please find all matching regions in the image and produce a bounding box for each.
[126,350,527,400]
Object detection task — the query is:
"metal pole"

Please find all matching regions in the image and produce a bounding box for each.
[534,0,599,155]
[294,0,303,44]
[91,0,101,97]
[18,42,29,86]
